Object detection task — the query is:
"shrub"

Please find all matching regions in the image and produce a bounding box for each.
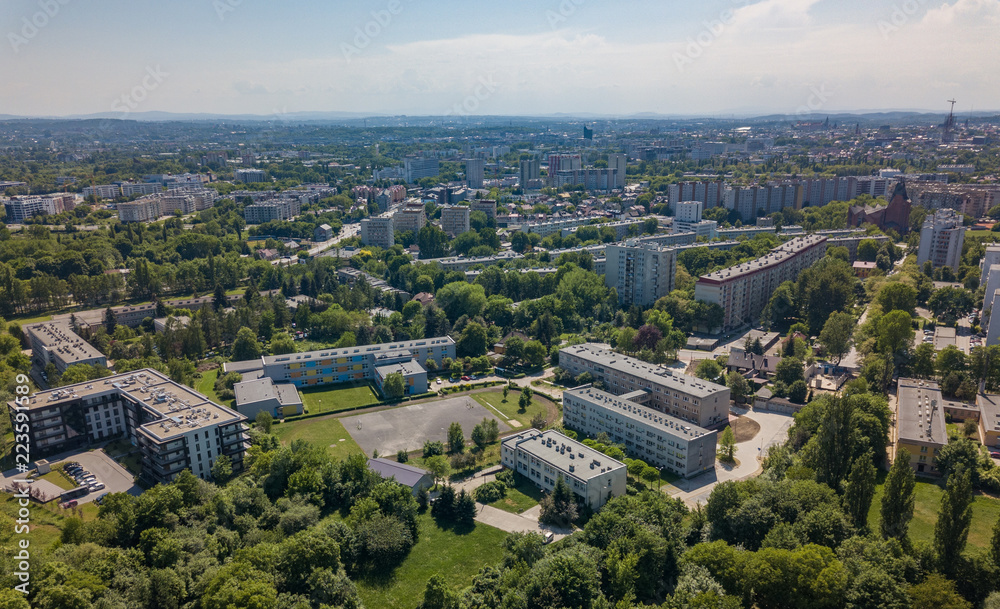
[496,469,515,488]
[474,480,508,503]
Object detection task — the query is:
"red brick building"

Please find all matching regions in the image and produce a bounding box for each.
[847,180,912,233]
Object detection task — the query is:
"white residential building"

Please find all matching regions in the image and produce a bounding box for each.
[393,203,427,234]
[439,205,471,237]
[361,215,395,248]
[501,429,626,509]
[559,344,730,428]
[694,235,828,331]
[404,157,440,183]
[118,197,164,223]
[236,169,267,183]
[563,386,717,478]
[604,242,677,308]
[465,158,485,189]
[917,208,965,271]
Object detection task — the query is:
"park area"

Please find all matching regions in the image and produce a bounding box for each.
[272,417,363,462]
[299,382,379,415]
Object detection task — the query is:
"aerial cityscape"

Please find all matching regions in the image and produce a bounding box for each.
[2,1,1000,608]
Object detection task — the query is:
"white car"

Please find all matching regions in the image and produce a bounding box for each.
[436,378,442,385]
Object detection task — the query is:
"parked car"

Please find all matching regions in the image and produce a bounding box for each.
[461,375,471,381]
[990,451,1000,459]
[436,378,442,385]
[89,483,105,491]
[59,499,78,509]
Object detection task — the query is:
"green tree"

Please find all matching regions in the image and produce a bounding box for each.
[908,574,972,609]
[775,357,805,385]
[819,311,854,364]
[726,371,750,402]
[457,321,488,357]
[471,422,488,449]
[912,342,937,378]
[231,327,262,361]
[269,332,296,355]
[880,448,915,541]
[787,380,808,403]
[382,372,406,400]
[934,466,974,571]
[717,426,736,462]
[104,306,117,334]
[539,475,577,527]
[418,573,460,609]
[417,224,451,259]
[842,453,877,531]
[447,421,464,453]
[695,359,723,382]
[875,282,917,315]
[522,339,547,369]
[255,411,273,433]
[518,385,533,412]
[210,454,232,485]
[425,455,451,487]
[876,309,914,356]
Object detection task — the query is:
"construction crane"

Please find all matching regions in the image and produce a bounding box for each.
[942,98,958,143]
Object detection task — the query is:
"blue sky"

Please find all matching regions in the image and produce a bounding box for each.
[2,0,998,117]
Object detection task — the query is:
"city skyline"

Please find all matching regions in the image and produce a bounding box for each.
[2,0,999,118]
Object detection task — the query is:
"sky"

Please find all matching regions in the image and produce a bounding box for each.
[1,0,998,118]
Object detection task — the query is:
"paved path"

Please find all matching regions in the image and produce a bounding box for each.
[475,504,573,541]
[666,407,794,508]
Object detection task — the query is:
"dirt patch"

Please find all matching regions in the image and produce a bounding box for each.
[730,416,761,443]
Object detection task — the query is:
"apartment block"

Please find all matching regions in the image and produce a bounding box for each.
[559,344,730,428]
[470,199,497,222]
[361,215,395,248]
[501,428,626,509]
[977,393,1000,448]
[117,197,163,223]
[894,378,950,476]
[519,158,541,188]
[83,184,122,199]
[392,202,427,234]
[917,208,965,271]
[465,158,485,189]
[439,205,471,237]
[8,369,248,484]
[562,218,645,240]
[981,245,1000,287]
[3,194,76,222]
[404,157,440,183]
[608,153,627,189]
[552,168,619,192]
[236,169,267,183]
[243,198,301,224]
[119,182,161,197]
[563,386,717,478]
[257,337,455,392]
[25,321,108,374]
[667,181,725,209]
[694,235,828,331]
[604,242,677,308]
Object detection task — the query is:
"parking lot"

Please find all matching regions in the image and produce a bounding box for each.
[1,448,140,505]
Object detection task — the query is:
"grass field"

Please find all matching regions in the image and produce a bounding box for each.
[867,472,1000,552]
[300,383,380,415]
[471,390,548,429]
[489,476,543,514]
[39,468,75,490]
[273,416,364,461]
[195,369,231,406]
[355,511,508,609]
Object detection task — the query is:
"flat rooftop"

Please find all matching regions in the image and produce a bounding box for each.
[234,377,302,407]
[15,369,245,442]
[698,234,827,283]
[565,386,714,440]
[375,360,425,378]
[262,336,454,366]
[25,321,105,363]
[896,378,950,445]
[560,344,728,398]
[503,429,625,481]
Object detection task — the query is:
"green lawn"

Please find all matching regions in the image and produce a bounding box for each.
[355,511,508,609]
[195,369,230,406]
[489,476,543,514]
[472,390,548,429]
[300,382,380,416]
[39,469,75,490]
[867,473,1000,552]
[273,417,364,462]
